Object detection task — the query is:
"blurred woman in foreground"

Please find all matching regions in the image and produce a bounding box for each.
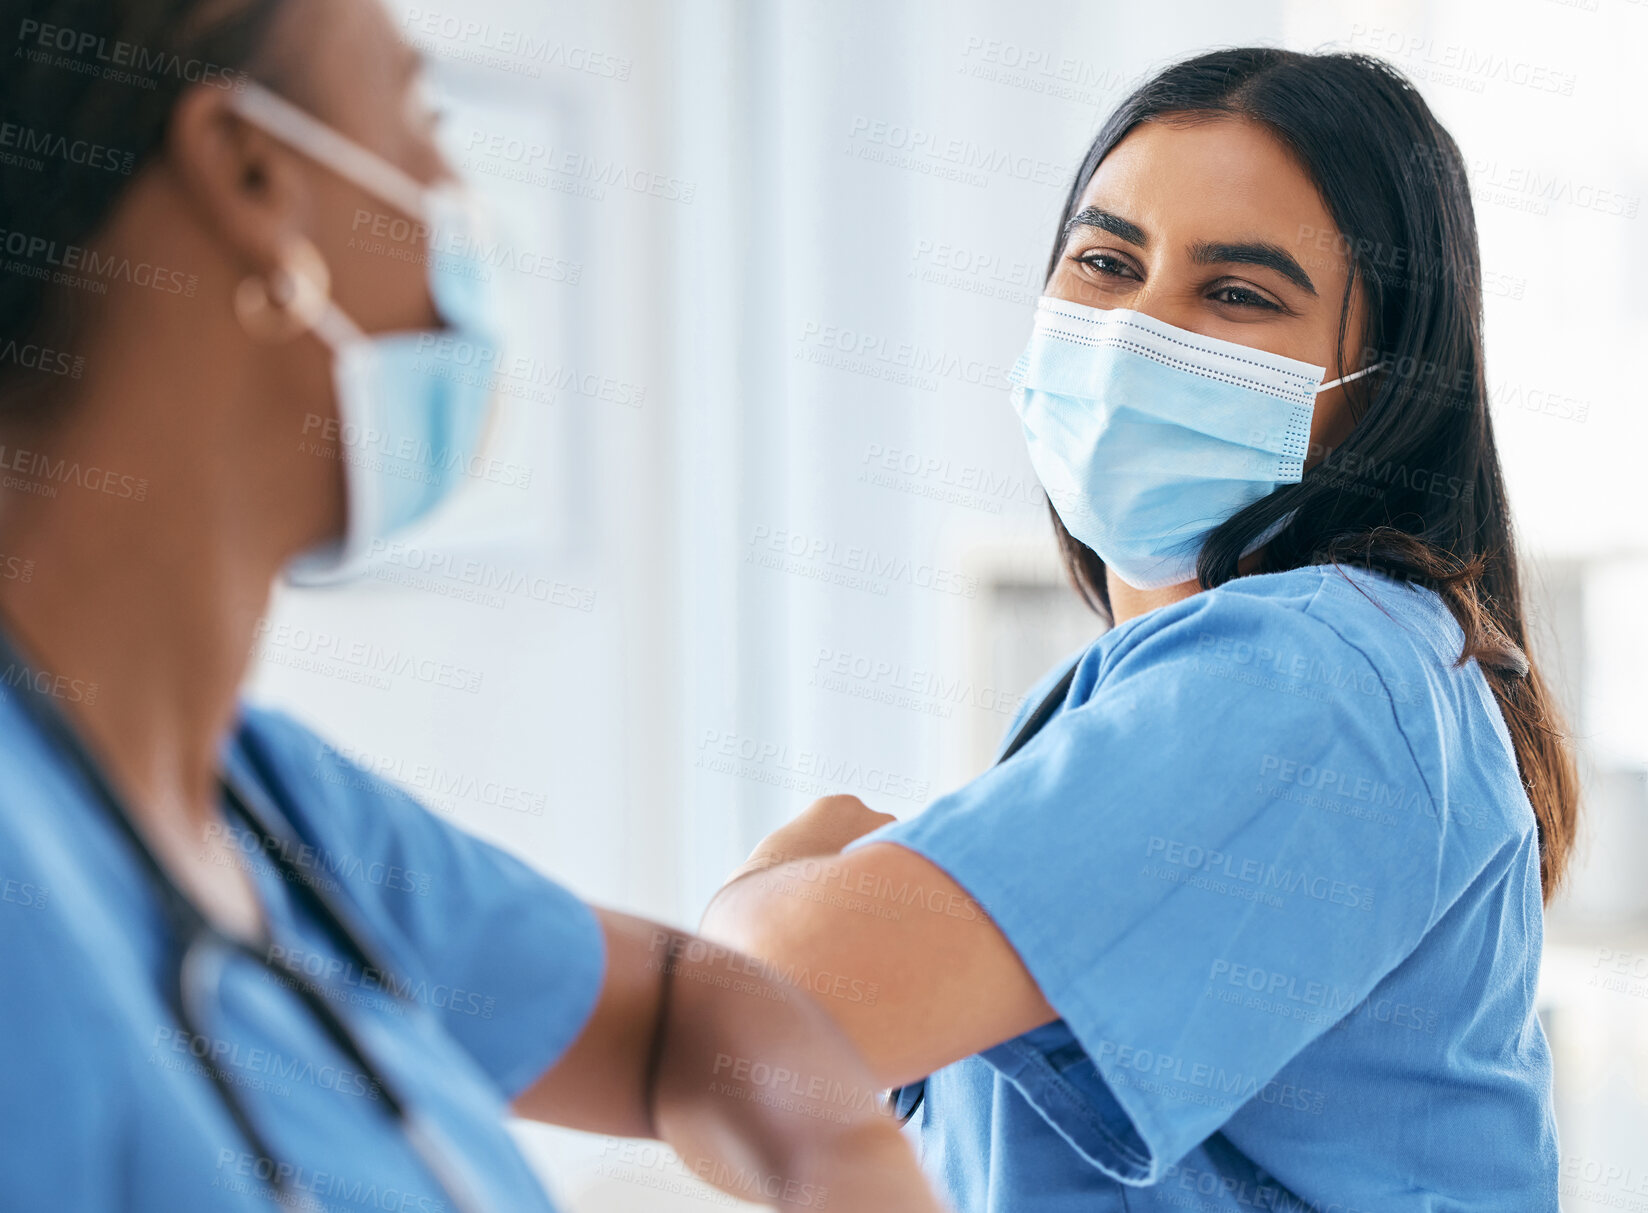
[0,1,944,1209]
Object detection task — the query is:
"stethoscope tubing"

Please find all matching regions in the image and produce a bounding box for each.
[0,615,490,1213]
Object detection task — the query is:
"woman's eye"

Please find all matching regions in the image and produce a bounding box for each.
[1209,284,1281,310]
[1074,252,1138,280]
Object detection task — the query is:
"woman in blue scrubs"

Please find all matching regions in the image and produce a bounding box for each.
[703,49,1579,1211]
[0,1,945,1210]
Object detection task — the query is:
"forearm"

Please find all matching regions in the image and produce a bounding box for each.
[644,926,940,1211]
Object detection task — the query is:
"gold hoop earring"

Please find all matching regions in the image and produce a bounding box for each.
[233,238,332,343]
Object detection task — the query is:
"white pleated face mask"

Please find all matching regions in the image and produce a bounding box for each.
[1009,296,1383,590]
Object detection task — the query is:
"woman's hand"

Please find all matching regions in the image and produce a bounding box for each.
[729,795,898,882]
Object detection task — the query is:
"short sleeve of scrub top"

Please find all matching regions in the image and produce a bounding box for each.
[852,564,1554,1201]
[230,707,607,1096]
[0,699,606,1212]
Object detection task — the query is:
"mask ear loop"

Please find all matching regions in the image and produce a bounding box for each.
[229,80,431,221]
[1317,358,1389,431]
[233,79,503,581]
[228,81,468,360]
[1318,360,1387,393]
[227,82,411,359]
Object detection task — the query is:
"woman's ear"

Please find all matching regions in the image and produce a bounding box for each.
[162,84,312,284]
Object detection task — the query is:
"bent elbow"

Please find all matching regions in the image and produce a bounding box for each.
[700,871,801,961]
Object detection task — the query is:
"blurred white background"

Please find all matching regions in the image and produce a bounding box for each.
[248,0,1648,1206]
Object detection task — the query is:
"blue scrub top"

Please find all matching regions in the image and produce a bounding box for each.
[0,698,606,1211]
[855,564,1558,1212]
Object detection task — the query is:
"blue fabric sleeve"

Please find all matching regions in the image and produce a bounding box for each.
[856,585,1444,1184]
[234,708,607,1099]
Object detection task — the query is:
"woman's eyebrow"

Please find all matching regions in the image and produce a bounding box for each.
[1063,209,1318,296]
[1190,239,1317,296]
[1063,207,1148,246]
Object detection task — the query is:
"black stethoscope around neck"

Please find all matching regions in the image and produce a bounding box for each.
[0,616,494,1213]
[888,655,1082,1127]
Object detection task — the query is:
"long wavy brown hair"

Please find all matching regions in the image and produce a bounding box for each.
[1045,49,1578,903]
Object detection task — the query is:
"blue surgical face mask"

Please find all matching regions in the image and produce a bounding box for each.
[230,82,504,586]
[1009,295,1383,590]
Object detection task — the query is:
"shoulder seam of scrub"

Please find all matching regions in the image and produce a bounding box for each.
[1184,567,1443,834]
[1296,570,1448,931]
[1121,576,1443,821]
[1298,568,1446,854]
[1299,567,1439,802]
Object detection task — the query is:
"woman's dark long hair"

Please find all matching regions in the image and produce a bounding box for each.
[1046,48,1578,902]
[0,0,291,416]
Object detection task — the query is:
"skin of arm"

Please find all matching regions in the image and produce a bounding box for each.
[695,113,1380,1100]
[513,907,950,1212]
[697,796,1059,1090]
